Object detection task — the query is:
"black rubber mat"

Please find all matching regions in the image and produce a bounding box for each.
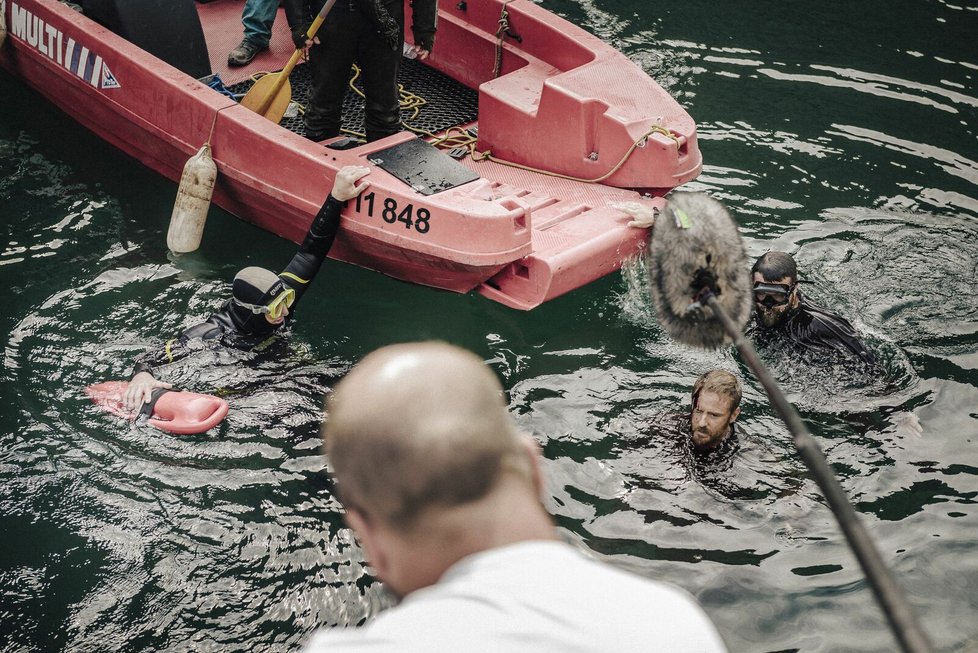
[227,58,479,137]
[366,136,480,195]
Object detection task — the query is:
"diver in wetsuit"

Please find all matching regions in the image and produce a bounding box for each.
[123,165,371,411]
[749,251,876,365]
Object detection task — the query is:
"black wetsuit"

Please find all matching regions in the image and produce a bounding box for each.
[752,293,876,365]
[131,195,344,379]
[283,0,437,142]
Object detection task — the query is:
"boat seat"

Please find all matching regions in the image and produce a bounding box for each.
[478,61,556,119]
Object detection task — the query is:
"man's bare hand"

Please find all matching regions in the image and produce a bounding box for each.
[332,165,372,201]
[124,372,172,412]
[611,201,657,229]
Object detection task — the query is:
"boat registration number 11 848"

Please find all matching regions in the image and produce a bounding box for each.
[354,192,431,234]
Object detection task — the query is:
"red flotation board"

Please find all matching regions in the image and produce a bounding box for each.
[86,381,228,434]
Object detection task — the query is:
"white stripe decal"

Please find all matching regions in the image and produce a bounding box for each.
[12,3,121,90]
[76,45,89,79]
[90,55,102,87]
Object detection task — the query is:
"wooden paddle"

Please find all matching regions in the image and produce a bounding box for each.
[240,0,339,123]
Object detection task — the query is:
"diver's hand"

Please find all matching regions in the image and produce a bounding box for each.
[612,201,657,229]
[331,165,372,201]
[125,372,172,413]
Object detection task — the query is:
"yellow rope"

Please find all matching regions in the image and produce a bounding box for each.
[326,64,433,139]
[468,123,681,184]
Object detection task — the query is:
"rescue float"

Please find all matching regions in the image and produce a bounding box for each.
[0,0,701,309]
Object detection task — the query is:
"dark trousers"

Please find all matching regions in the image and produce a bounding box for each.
[304,2,402,142]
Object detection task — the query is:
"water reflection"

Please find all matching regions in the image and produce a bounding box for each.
[607,138,977,649]
[3,255,388,650]
[4,0,978,650]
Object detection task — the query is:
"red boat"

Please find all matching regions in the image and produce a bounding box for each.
[0,0,701,309]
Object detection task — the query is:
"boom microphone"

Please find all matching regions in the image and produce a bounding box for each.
[644,191,933,653]
[647,192,752,349]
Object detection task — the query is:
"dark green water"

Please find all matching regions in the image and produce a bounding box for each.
[2,0,977,651]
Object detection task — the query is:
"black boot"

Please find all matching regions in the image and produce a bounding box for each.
[228,39,267,67]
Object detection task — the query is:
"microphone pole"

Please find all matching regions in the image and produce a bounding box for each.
[701,289,933,653]
[640,191,933,651]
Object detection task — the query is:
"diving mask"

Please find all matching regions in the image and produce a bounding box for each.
[234,287,296,319]
[753,282,795,307]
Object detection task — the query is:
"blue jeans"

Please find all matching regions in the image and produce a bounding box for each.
[241,0,278,48]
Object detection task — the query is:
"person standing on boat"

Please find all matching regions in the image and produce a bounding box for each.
[305,341,729,652]
[284,0,437,143]
[750,251,876,365]
[228,0,284,67]
[123,165,371,411]
[690,369,742,452]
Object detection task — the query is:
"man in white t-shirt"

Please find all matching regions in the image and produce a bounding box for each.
[307,341,728,652]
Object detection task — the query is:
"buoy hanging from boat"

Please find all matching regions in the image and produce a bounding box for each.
[167,144,217,253]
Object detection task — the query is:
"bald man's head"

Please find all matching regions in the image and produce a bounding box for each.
[323,342,531,531]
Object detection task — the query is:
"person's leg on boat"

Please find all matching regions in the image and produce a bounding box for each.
[354,0,405,142]
[358,23,402,143]
[229,0,279,67]
[303,2,359,142]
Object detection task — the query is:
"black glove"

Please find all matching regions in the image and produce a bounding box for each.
[413,29,434,52]
[292,22,313,50]
[410,0,437,52]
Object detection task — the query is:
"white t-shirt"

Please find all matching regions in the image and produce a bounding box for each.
[303,540,727,652]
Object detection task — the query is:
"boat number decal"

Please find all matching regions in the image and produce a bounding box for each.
[355,192,431,234]
[7,2,121,89]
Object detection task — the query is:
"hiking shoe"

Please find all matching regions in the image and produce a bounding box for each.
[227,39,266,67]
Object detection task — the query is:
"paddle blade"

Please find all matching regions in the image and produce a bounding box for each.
[240,74,292,124]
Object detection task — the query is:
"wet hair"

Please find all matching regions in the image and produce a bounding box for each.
[751,251,798,284]
[691,369,742,412]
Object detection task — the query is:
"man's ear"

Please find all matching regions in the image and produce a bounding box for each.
[345,507,389,581]
[518,433,546,499]
[730,407,741,424]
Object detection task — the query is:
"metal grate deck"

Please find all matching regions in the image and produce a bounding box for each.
[227,58,479,138]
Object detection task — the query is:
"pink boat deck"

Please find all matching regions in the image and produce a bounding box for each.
[195,1,295,87]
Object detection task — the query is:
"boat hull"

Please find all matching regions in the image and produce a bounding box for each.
[1,0,698,309]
